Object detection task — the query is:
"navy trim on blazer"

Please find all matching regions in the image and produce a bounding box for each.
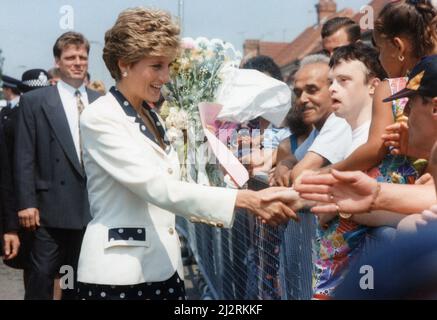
[110,87,169,147]
[108,227,146,242]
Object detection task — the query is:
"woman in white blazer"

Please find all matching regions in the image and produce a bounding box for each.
[76,7,298,300]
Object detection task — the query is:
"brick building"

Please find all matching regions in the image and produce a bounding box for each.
[243,0,389,83]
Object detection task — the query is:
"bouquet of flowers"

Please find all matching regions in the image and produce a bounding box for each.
[162,37,242,186]
[162,37,292,188]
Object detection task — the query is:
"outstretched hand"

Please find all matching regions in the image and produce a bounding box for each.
[259,187,300,225]
[260,187,304,211]
[239,187,301,226]
[294,169,379,214]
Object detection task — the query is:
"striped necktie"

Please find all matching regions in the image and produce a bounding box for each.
[75,90,85,114]
[75,90,85,165]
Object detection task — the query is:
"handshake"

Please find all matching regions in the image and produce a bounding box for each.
[236,187,308,227]
[236,168,380,227]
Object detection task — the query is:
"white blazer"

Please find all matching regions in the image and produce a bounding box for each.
[77,92,237,285]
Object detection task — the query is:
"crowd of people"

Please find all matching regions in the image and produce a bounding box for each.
[267,0,437,299]
[0,0,436,300]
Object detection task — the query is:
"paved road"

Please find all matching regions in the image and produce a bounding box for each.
[0,260,24,300]
[0,260,200,300]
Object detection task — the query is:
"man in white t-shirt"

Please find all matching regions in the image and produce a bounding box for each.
[328,43,385,158]
[282,54,352,185]
[309,43,388,299]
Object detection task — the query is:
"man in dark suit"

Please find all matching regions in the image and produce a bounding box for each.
[2,70,51,276]
[1,120,20,262]
[14,31,101,300]
[1,75,23,269]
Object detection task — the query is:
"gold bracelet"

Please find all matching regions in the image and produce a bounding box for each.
[369,183,382,212]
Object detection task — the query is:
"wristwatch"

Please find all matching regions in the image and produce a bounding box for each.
[339,212,352,219]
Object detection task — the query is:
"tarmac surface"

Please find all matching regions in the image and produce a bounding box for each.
[0,259,201,300]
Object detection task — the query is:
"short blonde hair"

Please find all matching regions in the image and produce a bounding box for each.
[88,80,106,95]
[103,7,181,80]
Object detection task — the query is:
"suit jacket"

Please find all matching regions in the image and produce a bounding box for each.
[14,85,101,230]
[0,105,19,159]
[77,92,237,285]
[0,121,19,254]
[0,105,19,232]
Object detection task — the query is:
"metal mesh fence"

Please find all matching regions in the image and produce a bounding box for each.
[176,176,316,300]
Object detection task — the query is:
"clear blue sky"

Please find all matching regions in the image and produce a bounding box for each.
[0,0,369,87]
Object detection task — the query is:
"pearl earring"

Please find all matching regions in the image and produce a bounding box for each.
[122,71,128,77]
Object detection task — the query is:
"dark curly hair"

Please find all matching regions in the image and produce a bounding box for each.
[241,55,283,81]
[329,42,388,81]
[375,0,437,58]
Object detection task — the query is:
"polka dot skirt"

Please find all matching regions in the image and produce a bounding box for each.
[77,272,186,300]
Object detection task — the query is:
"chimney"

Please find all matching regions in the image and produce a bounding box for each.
[316,0,337,25]
[243,39,260,57]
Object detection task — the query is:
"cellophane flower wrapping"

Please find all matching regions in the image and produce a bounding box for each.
[162,37,242,186]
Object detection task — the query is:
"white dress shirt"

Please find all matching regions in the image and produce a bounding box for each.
[9,96,20,109]
[57,80,89,162]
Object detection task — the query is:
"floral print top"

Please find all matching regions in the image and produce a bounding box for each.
[312,78,424,299]
[367,78,424,183]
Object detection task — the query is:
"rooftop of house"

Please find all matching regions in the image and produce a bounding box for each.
[243,0,389,71]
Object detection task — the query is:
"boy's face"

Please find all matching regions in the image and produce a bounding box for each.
[404,95,437,159]
[328,59,373,126]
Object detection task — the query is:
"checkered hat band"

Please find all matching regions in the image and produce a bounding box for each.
[22,79,49,87]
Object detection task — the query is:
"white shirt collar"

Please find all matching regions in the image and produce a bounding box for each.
[9,96,20,109]
[57,79,87,97]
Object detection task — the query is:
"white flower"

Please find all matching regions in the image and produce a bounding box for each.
[165,107,180,128]
[166,127,184,144]
[163,37,243,185]
[165,108,189,130]
[174,110,189,130]
[179,57,191,70]
[169,107,179,115]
